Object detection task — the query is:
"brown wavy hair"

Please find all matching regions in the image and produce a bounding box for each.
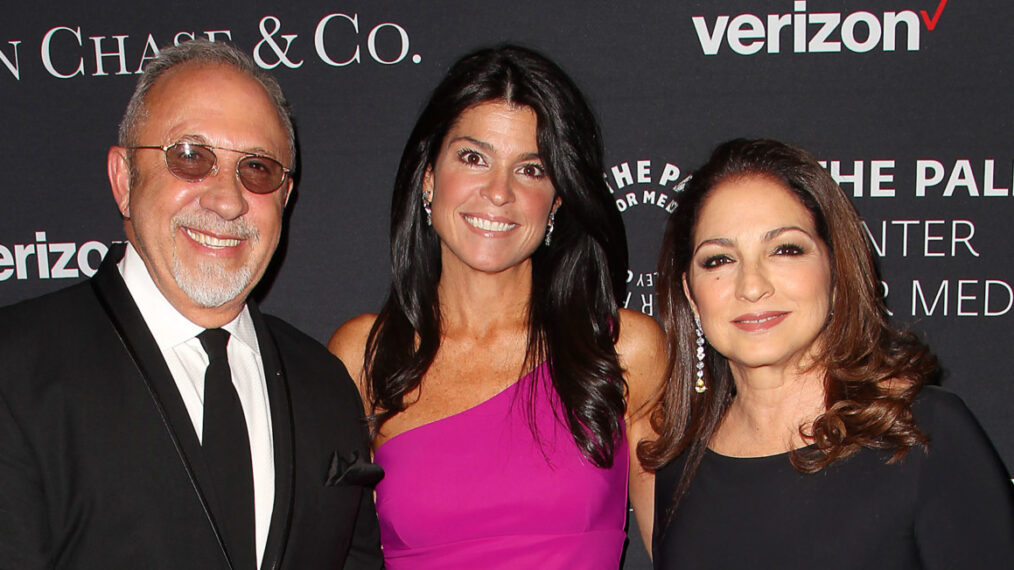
[640,139,936,512]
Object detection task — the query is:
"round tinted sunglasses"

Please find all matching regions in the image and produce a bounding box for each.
[129,141,291,194]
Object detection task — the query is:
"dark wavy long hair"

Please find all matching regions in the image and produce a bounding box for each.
[364,45,629,468]
[641,139,936,509]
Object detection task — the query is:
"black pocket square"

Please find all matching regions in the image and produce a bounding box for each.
[325,449,385,487]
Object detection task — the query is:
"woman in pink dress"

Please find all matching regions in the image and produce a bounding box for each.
[330,45,664,568]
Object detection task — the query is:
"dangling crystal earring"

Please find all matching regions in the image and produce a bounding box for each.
[694,314,707,394]
[423,191,433,226]
[544,210,556,246]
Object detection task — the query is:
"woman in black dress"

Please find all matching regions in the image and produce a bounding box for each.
[643,139,1014,569]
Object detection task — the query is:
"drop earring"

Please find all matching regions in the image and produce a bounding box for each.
[423,191,432,226]
[544,210,556,246]
[694,314,707,394]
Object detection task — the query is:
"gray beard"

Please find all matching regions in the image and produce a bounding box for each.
[172,256,253,308]
[169,211,261,308]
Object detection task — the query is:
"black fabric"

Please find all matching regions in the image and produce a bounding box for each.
[652,387,1014,570]
[0,245,383,569]
[199,329,255,570]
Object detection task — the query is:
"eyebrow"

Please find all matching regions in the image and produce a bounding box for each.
[693,226,813,255]
[446,135,541,161]
[447,135,493,151]
[692,237,732,256]
[764,225,812,241]
[176,134,279,159]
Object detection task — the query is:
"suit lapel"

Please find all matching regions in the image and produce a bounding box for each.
[247,303,295,570]
[89,244,233,569]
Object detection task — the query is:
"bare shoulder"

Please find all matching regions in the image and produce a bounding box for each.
[328,313,378,386]
[615,308,666,414]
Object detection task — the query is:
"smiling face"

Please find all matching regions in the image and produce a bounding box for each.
[109,62,292,326]
[423,100,559,277]
[684,175,833,377]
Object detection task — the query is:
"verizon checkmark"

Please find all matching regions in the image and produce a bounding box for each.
[921,0,948,31]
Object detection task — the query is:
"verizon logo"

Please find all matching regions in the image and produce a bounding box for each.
[692,0,948,55]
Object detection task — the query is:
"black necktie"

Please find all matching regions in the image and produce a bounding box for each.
[198,328,256,570]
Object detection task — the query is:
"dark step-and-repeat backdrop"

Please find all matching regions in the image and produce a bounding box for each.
[1,2,1009,567]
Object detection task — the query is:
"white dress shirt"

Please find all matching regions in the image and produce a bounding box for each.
[118,243,274,568]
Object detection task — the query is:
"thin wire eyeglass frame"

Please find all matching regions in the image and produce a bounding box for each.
[128,141,291,194]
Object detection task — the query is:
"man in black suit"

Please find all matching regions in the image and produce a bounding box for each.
[0,40,383,569]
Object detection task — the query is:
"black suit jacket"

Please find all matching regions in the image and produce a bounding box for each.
[0,245,383,569]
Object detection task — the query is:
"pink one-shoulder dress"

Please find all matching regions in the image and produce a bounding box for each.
[374,361,629,569]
